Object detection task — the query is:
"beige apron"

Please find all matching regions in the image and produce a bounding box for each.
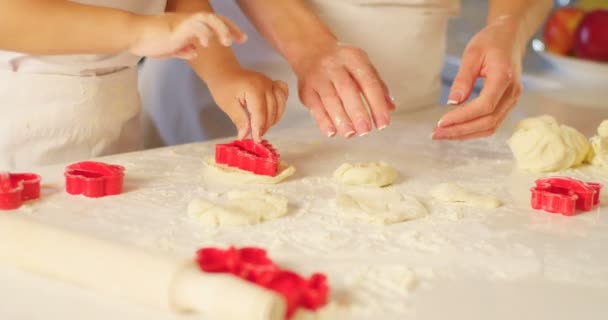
[0,0,167,170]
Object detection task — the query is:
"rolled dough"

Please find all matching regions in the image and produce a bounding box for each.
[188,190,289,226]
[335,189,428,224]
[507,115,590,172]
[203,157,295,184]
[430,183,502,209]
[333,162,398,188]
[0,214,285,319]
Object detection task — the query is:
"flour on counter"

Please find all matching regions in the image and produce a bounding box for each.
[202,157,295,184]
[335,189,427,224]
[333,162,398,188]
[430,183,502,209]
[507,115,590,172]
[188,190,289,226]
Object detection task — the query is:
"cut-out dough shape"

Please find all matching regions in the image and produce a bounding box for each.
[430,183,502,209]
[333,162,398,188]
[188,190,288,226]
[507,115,590,172]
[335,189,427,224]
[203,157,295,184]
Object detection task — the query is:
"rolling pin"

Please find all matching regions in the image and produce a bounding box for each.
[0,214,285,319]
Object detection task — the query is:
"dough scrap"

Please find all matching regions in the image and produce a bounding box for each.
[203,157,295,184]
[430,183,502,209]
[188,190,288,226]
[590,120,608,167]
[507,115,591,172]
[333,162,398,188]
[335,189,427,224]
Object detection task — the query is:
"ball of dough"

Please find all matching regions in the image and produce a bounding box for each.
[333,162,398,187]
[507,115,590,172]
[590,120,608,167]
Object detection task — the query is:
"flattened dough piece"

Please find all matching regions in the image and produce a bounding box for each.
[431,183,502,209]
[188,190,288,226]
[203,157,295,184]
[333,162,398,187]
[336,189,427,224]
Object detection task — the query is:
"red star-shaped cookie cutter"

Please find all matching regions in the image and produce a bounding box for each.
[196,247,329,319]
[531,177,602,216]
[0,172,41,210]
[215,139,279,176]
[65,161,125,198]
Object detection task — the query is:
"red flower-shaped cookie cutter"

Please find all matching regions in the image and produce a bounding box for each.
[0,172,41,210]
[65,161,125,198]
[196,247,329,319]
[531,177,602,216]
[215,139,279,176]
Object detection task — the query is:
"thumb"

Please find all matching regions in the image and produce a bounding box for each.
[448,48,482,106]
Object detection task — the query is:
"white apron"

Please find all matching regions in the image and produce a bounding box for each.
[139,0,459,148]
[0,0,167,171]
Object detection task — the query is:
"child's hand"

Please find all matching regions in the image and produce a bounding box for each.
[130,12,246,59]
[207,67,289,141]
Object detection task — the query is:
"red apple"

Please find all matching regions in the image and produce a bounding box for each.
[574,9,608,62]
[543,7,586,55]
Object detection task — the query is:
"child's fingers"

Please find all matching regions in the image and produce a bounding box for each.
[273,82,288,125]
[264,91,277,136]
[217,15,247,44]
[221,98,251,139]
[195,13,232,46]
[245,92,267,142]
[188,19,212,47]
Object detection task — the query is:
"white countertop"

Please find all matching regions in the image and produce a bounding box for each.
[1,90,607,320]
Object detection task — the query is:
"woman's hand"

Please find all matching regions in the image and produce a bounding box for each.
[433,16,525,140]
[130,12,247,59]
[295,42,394,138]
[206,67,289,141]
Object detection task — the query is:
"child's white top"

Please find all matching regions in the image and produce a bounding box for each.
[0,0,167,76]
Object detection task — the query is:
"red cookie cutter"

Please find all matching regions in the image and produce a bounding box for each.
[531,177,602,216]
[65,161,125,198]
[215,139,279,176]
[0,172,41,210]
[196,247,329,319]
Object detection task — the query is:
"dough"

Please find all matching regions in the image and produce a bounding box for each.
[335,189,427,224]
[188,190,289,226]
[203,157,295,185]
[0,215,286,320]
[507,115,591,172]
[333,162,398,187]
[430,183,502,209]
[590,120,608,167]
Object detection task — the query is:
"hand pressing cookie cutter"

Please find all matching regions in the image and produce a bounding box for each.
[196,247,329,319]
[0,172,41,210]
[215,139,279,176]
[531,177,602,216]
[65,161,125,198]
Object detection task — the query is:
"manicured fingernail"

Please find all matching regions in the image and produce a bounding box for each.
[447,91,463,105]
[437,120,443,127]
[378,124,388,131]
[359,131,370,137]
[345,130,356,138]
[327,130,336,138]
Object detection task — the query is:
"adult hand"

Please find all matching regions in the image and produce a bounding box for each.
[294,42,395,138]
[433,16,525,140]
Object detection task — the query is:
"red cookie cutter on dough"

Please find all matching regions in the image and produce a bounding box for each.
[196,247,329,319]
[530,176,602,216]
[215,139,279,176]
[0,172,41,210]
[65,161,125,198]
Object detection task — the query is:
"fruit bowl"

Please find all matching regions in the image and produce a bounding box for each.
[532,38,608,84]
